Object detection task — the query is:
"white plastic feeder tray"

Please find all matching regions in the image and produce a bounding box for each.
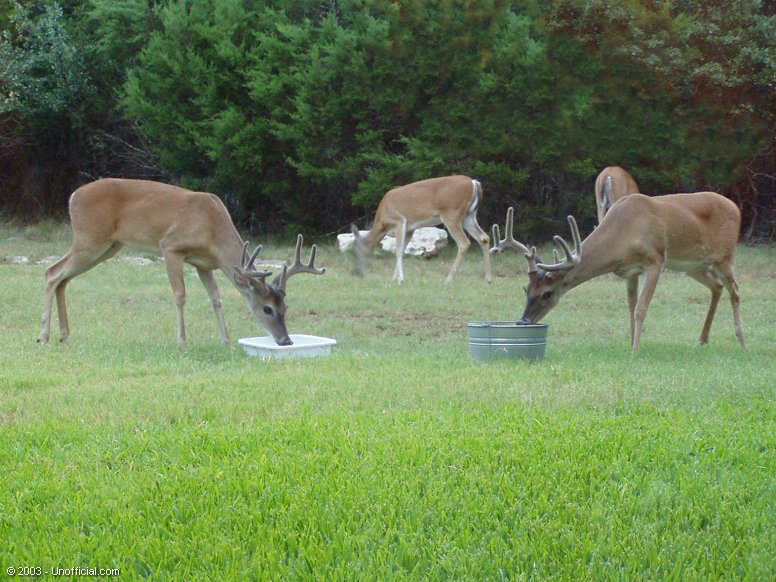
[238,334,337,360]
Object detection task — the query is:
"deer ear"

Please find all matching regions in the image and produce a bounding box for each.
[234,267,273,298]
[270,266,287,292]
[351,224,361,237]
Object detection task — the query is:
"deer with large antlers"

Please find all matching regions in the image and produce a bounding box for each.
[594,166,640,225]
[37,178,324,348]
[351,175,492,283]
[491,193,747,353]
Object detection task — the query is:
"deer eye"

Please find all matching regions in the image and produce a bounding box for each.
[542,291,553,300]
[263,306,274,316]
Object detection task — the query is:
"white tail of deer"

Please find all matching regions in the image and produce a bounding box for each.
[37,179,324,348]
[351,175,492,283]
[594,166,640,225]
[491,193,746,353]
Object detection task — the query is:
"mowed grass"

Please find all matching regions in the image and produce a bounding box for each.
[1,221,774,580]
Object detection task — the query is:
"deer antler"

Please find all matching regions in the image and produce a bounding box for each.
[241,242,266,271]
[275,234,325,292]
[236,242,273,280]
[490,206,538,273]
[536,215,582,272]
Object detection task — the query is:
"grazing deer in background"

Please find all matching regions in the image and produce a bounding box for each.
[37,178,324,348]
[594,166,640,225]
[491,193,747,353]
[351,175,492,283]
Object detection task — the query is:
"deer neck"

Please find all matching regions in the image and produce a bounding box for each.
[216,230,249,286]
[562,234,621,291]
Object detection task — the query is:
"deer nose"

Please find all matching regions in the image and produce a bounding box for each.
[276,336,293,346]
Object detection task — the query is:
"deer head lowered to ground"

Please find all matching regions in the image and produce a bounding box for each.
[491,193,747,353]
[37,178,324,348]
[351,175,492,284]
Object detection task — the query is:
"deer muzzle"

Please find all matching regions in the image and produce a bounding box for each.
[517,312,542,325]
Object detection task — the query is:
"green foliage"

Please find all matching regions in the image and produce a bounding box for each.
[544,0,776,194]
[0,1,90,118]
[114,0,774,237]
[0,0,164,216]
[1,0,774,238]
[78,0,161,105]
[118,0,557,232]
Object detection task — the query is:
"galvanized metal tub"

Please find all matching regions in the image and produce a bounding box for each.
[467,322,549,361]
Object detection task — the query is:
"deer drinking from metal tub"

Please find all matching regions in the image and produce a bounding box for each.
[37,178,324,348]
[491,193,747,353]
[594,166,640,225]
[351,175,492,283]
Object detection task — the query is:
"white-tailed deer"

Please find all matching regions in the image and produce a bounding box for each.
[491,193,747,353]
[37,178,324,348]
[351,175,492,283]
[594,166,640,225]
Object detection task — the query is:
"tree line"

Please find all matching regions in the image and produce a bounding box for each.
[1,0,774,240]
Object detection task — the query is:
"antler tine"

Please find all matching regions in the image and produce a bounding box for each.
[568,214,582,253]
[490,207,526,254]
[289,234,325,277]
[491,223,502,252]
[554,234,575,261]
[536,215,582,272]
[277,234,326,292]
[235,241,272,280]
[490,206,538,273]
[244,243,263,270]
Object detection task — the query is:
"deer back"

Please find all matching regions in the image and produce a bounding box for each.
[374,175,475,226]
[70,179,240,258]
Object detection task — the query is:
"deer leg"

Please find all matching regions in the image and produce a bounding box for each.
[197,268,231,348]
[38,253,72,343]
[57,242,123,341]
[393,218,408,283]
[162,251,188,347]
[714,264,747,349]
[398,226,416,281]
[631,266,662,353]
[625,275,639,346]
[401,227,415,275]
[685,266,723,346]
[401,227,414,254]
[463,214,492,283]
[726,278,747,350]
[442,219,471,284]
[38,254,70,344]
[37,242,122,343]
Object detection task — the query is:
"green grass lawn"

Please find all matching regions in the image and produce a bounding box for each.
[1,221,774,580]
